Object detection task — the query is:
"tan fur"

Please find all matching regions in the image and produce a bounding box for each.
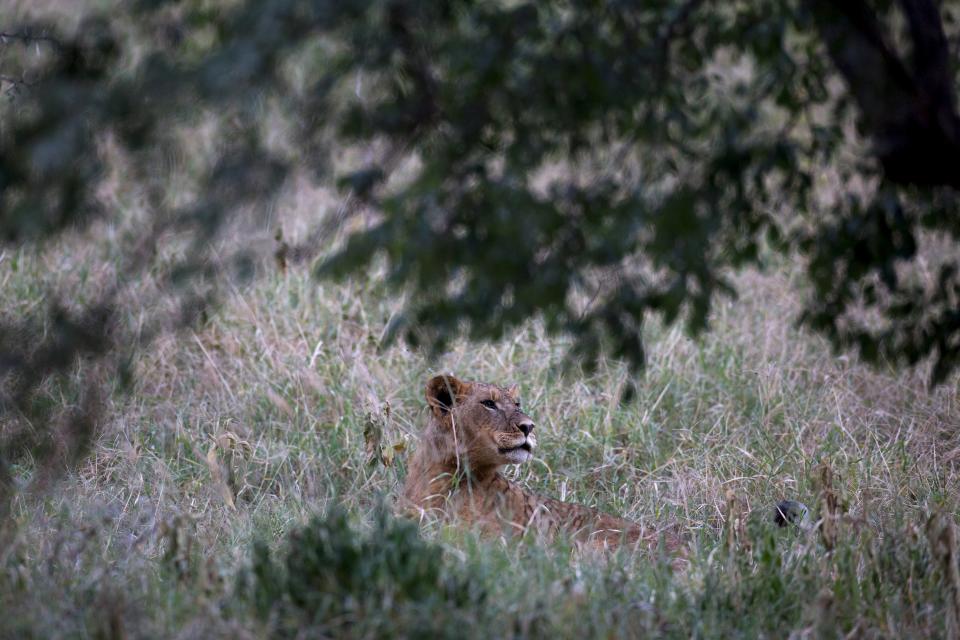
[402,374,683,554]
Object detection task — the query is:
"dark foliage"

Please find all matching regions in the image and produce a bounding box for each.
[240,506,485,636]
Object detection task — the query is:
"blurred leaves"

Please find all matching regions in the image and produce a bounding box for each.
[314,0,960,385]
[241,505,484,635]
[0,0,354,520]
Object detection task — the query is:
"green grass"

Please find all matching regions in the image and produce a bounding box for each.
[1,230,958,637]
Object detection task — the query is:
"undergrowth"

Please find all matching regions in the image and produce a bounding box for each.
[2,221,958,638]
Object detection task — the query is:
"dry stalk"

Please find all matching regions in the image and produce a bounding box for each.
[817,463,841,551]
[725,488,751,557]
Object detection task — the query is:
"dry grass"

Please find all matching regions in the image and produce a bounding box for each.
[2,188,958,636]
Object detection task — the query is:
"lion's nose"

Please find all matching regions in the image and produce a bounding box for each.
[517,420,534,437]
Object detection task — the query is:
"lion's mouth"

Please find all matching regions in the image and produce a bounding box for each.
[499,441,532,454]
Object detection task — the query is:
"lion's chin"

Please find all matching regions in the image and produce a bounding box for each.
[499,445,533,464]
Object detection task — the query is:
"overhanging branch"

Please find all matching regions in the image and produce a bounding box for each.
[808,0,960,188]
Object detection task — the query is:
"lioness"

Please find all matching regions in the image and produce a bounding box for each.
[402,374,683,553]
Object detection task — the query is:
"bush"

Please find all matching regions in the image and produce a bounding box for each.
[241,505,486,637]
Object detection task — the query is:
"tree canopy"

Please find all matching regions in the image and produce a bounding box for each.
[2,0,959,490]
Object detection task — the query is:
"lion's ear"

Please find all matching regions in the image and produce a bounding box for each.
[505,383,519,400]
[425,374,471,418]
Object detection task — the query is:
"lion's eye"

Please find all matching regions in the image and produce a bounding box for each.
[480,399,498,410]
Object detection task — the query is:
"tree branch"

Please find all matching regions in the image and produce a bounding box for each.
[900,0,954,110]
[808,0,960,188]
[0,30,62,49]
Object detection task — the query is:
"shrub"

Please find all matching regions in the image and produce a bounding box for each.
[240,505,486,637]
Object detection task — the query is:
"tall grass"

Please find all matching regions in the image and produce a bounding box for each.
[1,215,958,637]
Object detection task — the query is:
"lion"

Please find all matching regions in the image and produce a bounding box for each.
[401,374,684,554]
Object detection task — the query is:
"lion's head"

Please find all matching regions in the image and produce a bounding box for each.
[423,374,536,472]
